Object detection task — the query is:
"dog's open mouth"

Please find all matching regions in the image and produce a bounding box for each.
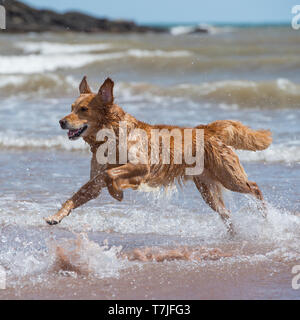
[67,125,88,140]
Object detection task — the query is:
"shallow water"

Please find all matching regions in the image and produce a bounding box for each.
[0,26,299,299]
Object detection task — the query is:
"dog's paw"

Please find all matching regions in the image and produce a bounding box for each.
[44,216,61,225]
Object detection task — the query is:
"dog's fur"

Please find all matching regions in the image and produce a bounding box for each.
[45,77,272,235]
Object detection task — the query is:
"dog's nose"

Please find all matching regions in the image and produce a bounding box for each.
[59,119,67,129]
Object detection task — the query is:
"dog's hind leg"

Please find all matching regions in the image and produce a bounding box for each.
[45,175,103,225]
[193,177,235,236]
[206,138,267,218]
[228,180,267,218]
[217,173,267,218]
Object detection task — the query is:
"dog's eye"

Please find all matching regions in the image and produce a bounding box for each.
[80,107,88,112]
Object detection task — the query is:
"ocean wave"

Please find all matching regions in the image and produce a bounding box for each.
[170,23,233,36]
[0,135,89,151]
[118,79,300,109]
[170,25,200,36]
[1,75,299,109]
[127,49,190,57]
[237,144,300,164]
[0,50,191,74]
[2,47,299,76]
[0,52,123,74]
[16,41,113,54]
[0,74,78,96]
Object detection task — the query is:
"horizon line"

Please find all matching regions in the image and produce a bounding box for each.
[17,1,292,27]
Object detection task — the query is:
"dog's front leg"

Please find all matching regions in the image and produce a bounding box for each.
[106,163,149,190]
[45,176,103,225]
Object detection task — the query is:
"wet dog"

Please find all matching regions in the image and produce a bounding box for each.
[45,76,272,235]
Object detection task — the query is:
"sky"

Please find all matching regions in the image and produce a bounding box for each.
[22,0,295,24]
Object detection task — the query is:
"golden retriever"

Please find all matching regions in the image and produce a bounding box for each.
[45,76,272,235]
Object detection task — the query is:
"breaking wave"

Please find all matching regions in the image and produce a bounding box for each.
[0,134,88,151]
[237,143,300,164]
[1,75,300,109]
[0,53,123,74]
[170,23,233,36]
[17,41,113,54]
[0,50,191,74]
[0,74,78,96]
[118,78,300,109]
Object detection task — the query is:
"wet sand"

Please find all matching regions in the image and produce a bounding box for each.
[0,243,299,300]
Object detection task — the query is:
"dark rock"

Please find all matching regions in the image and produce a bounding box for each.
[190,26,209,34]
[0,0,167,33]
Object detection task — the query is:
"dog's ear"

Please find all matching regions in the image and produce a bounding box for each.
[79,76,92,94]
[98,78,114,105]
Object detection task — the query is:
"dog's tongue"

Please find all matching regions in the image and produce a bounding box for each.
[68,129,80,137]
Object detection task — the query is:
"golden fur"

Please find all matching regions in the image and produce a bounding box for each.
[45,77,272,235]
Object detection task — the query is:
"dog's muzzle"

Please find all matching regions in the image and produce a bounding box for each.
[59,120,88,140]
[67,125,88,140]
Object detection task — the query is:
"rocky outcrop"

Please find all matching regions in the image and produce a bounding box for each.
[1,0,166,33]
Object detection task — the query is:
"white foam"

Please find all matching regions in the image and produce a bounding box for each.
[0,75,28,87]
[0,134,89,151]
[177,80,257,95]
[237,144,300,164]
[0,74,78,94]
[50,233,128,279]
[0,229,129,281]
[170,25,197,36]
[170,23,233,36]
[127,49,190,58]
[0,52,125,74]
[4,194,294,258]
[0,49,191,74]
[118,79,300,104]
[1,248,47,278]
[0,187,299,286]
[276,78,298,94]
[1,184,299,244]
[17,42,113,54]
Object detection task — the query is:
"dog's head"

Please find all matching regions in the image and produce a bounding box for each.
[59,76,116,140]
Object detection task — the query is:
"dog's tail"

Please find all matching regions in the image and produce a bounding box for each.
[197,120,272,151]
